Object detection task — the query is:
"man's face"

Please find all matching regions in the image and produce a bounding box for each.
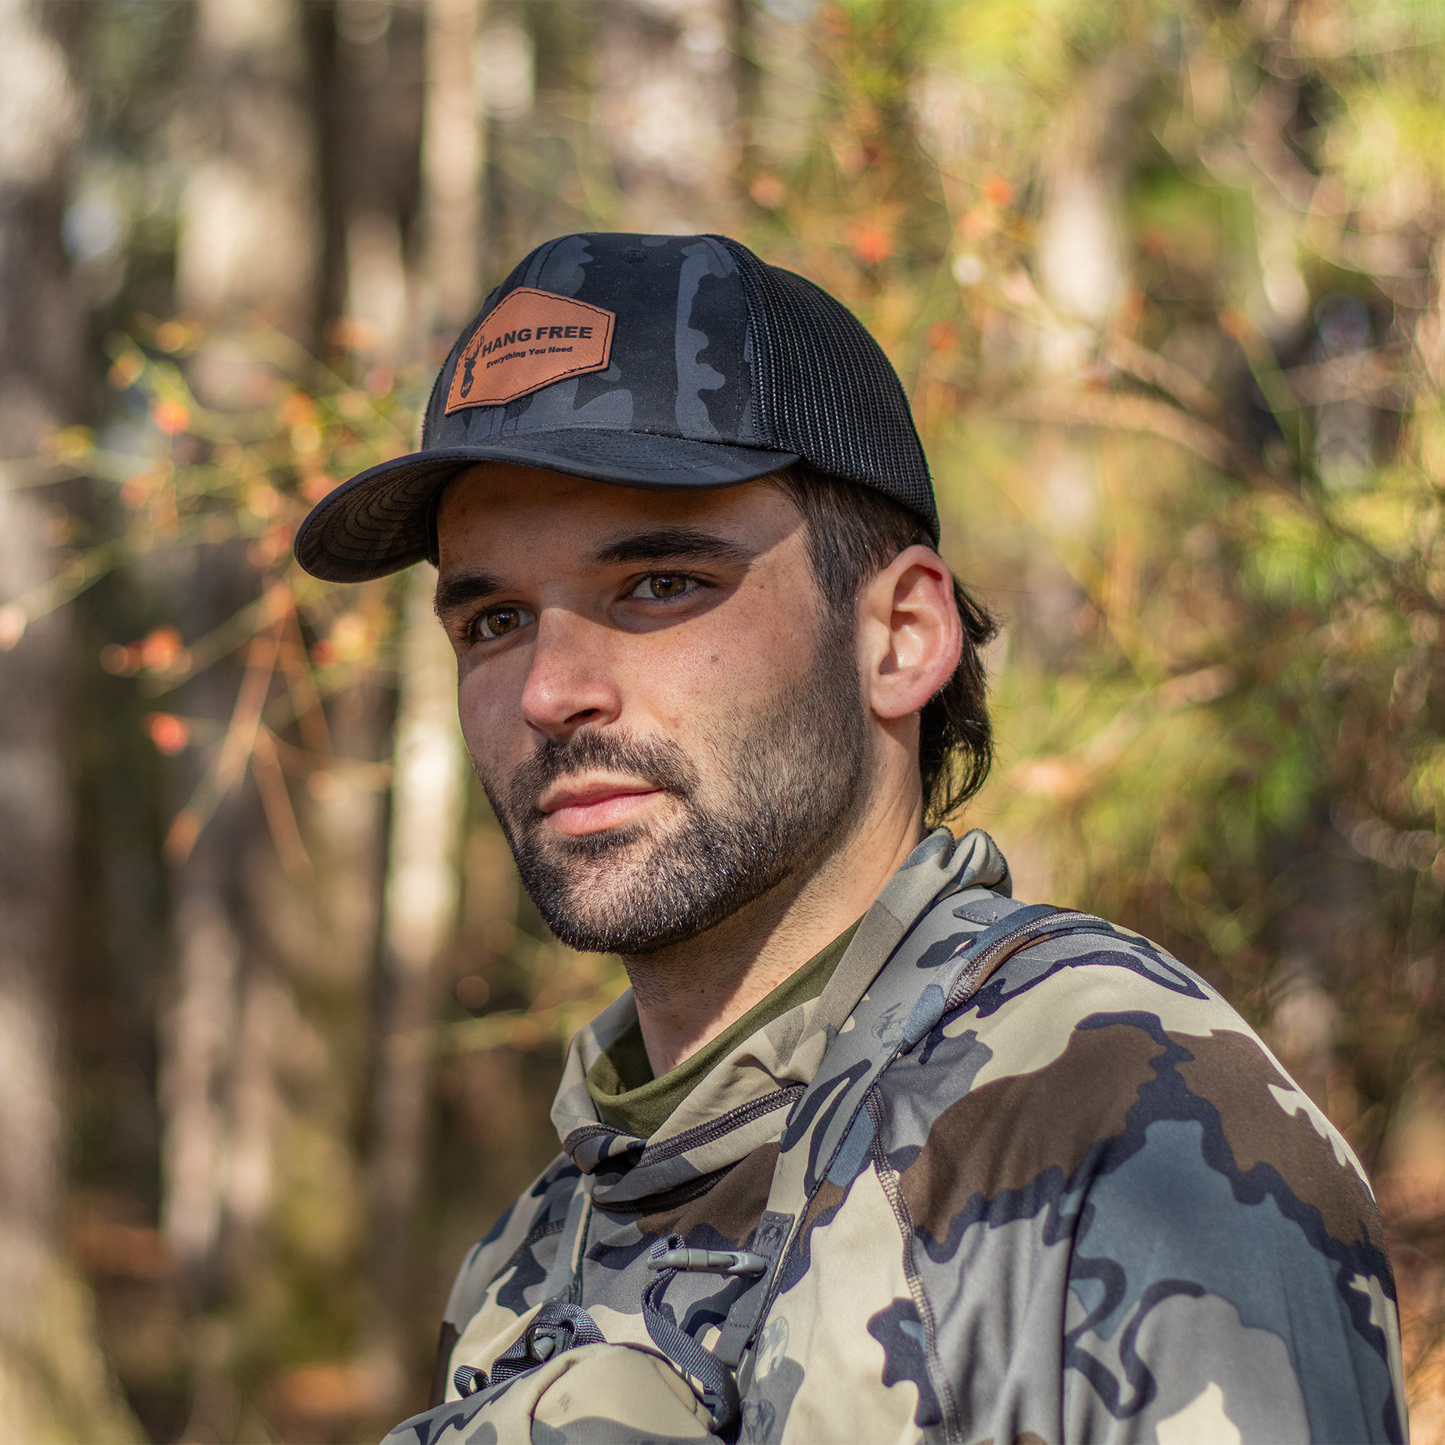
[434,464,872,956]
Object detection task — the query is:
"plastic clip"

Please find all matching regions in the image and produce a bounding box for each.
[646,1248,769,1277]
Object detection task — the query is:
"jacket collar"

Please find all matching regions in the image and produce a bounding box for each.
[550,828,1011,1210]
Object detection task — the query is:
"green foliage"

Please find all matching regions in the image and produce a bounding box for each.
[43,0,1445,1432]
[739,9,1445,1237]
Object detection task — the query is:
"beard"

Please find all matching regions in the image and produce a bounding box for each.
[477,610,872,956]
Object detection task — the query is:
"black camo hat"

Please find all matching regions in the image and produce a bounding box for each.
[295,232,937,581]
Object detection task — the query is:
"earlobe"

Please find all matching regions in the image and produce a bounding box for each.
[861,546,963,721]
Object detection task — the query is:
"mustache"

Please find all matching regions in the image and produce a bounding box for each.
[506,729,701,820]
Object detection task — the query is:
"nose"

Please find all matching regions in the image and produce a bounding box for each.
[519,609,622,741]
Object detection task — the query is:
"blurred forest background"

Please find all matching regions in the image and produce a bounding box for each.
[1,0,1444,1439]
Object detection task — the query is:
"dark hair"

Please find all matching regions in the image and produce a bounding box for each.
[770,462,997,827]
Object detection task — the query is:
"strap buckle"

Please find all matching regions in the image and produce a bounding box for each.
[646,1247,768,1277]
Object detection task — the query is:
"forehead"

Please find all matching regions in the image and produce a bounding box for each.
[435,463,800,569]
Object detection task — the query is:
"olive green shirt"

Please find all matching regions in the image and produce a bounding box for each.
[585,921,862,1139]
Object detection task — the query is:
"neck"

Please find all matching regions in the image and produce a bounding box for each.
[623,775,925,1076]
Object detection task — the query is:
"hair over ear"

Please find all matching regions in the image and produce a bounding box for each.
[770,462,997,825]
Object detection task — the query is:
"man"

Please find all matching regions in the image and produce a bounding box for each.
[297,233,1405,1444]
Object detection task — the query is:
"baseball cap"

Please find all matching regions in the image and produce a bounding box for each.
[294,232,937,582]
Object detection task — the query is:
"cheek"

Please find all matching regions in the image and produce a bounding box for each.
[626,597,807,726]
[456,660,522,771]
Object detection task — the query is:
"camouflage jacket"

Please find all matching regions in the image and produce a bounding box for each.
[387,830,1405,1445]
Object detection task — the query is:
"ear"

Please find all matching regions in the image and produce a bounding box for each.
[856,546,963,722]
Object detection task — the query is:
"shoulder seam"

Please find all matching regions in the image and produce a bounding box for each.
[866,1087,962,1442]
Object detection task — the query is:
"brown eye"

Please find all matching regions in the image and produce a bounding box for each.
[627,573,701,603]
[476,605,533,640]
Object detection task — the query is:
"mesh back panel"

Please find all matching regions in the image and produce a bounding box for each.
[715,237,936,537]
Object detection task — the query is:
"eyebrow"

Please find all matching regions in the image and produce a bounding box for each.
[432,529,753,620]
[591,527,753,567]
[433,570,506,620]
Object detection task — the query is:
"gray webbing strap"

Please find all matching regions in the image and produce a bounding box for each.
[731,904,1121,1390]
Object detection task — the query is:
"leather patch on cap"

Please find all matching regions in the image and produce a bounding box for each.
[445,288,615,412]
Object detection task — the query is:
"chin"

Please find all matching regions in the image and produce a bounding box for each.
[539,900,725,958]
[531,847,789,959]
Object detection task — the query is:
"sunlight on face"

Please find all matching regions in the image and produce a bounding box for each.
[435,464,873,954]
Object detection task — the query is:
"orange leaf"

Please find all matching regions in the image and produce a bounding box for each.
[981,174,1014,208]
[844,223,894,265]
[749,174,786,209]
[145,713,190,757]
[138,626,185,673]
[926,321,959,353]
[280,392,316,426]
[151,400,191,436]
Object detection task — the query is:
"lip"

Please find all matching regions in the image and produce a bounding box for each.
[538,775,666,837]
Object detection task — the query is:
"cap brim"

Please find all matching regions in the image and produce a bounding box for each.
[294,429,802,582]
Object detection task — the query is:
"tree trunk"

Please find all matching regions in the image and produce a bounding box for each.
[594,0,741,234]
[0,2,140,1439]
[160,8,333,1436]
[176,0,322,347]
[330,0,429,363]
[421,0,484,335]
[1036,59,1136,338]
[365,564,467,1412]
[1025,58,1138,660]
[350,7,481,1411]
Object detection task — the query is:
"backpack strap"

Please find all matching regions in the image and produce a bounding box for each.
[631,878,1123,1428]
[729,898,1122,1392]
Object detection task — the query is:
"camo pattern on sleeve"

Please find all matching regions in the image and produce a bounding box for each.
[402,830,1403,1445]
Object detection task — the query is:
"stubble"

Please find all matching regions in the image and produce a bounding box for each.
[478,610,871,956]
